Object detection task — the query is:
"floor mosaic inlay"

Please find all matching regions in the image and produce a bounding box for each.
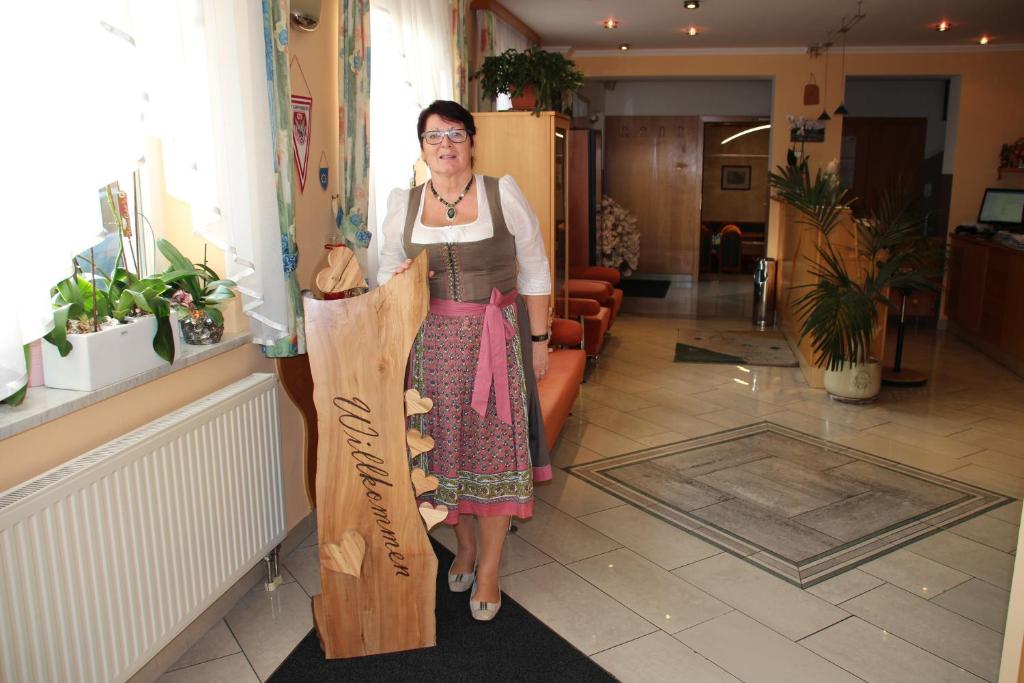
[568,422,1012,587]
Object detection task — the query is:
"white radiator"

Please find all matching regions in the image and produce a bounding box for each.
[0,372,286,683]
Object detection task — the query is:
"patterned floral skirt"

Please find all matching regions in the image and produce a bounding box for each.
[408,301,534,523]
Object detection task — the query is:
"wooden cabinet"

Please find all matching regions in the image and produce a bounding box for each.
[947,235,1024,372]
[471,111,570,312]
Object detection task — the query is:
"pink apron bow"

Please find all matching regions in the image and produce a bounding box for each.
[429,288,518,424]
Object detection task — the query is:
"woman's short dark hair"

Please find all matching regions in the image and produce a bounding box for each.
[417,100,476,144]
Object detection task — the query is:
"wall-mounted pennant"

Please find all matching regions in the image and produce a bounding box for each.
[291,94,313,192]
[290,56,314,193]
[318,150,329,190]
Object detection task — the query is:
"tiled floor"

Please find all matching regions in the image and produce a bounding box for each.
[160,278,1024,683]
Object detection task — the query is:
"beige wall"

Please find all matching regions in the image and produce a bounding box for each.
[0,3,341,533]
[573,49,1024,257]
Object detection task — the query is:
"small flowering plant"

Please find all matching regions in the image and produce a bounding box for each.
[598,195,640,276]
[157,239,237,326]
[786,114,825,143]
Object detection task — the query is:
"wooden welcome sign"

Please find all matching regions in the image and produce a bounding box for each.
[303,248,441,658]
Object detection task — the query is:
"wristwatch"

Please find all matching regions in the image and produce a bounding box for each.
[531,332,549,342]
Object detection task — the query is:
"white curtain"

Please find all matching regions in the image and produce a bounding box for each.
[0,0,291,401]
[1,1,141,400]
[138,0,289,346]
[368,0,454,285]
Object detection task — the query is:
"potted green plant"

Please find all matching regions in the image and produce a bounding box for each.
[769,153,941,402]
[40,261,176,391]
[158,239,237,345]
[473,47,585,115]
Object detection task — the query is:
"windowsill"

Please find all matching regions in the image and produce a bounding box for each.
[0,331,254,441]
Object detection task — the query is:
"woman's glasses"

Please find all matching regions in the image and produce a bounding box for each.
[420,129,468,145]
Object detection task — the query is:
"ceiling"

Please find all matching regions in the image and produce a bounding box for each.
[498,0,1024,52]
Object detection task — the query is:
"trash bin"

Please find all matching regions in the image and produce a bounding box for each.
[753,257,777,329]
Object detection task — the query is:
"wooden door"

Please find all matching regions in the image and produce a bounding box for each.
[841,117,927,217]
[605,116,702,277]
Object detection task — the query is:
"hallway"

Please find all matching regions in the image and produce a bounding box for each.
[161,278,1023,682]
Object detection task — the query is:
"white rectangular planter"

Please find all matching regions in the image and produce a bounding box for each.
[41,317,176,392]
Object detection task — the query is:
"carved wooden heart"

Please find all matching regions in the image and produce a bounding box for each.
[315,245,368,295]
[404,389,434,416]
[321,529,366,577]
[406,429,435,457]
[410,469,439,496]
[418,502,448,530]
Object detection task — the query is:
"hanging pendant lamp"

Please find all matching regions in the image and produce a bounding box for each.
[817,47,832,121]
[833,31,849,115]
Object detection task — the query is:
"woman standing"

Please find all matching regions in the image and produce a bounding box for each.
[377,100,552,622]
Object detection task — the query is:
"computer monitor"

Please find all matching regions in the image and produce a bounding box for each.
[978,188,1024,228]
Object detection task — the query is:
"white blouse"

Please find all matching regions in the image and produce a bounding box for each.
[376,174,552,296]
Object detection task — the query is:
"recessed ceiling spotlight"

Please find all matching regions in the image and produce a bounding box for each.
[619,43,631,50]
[603,18,619,29]
[935,20,951,32]
[687,26,699,36]
[979,35,990,45]
[684,0,699,9]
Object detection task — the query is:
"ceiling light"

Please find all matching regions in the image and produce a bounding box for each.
[979,35,990,45]
[720,124,771,145]
[619,44,630,51]
[603,18,619,29]
[935,20,950,32]
[687,26,698,36]
[684,0,699,8]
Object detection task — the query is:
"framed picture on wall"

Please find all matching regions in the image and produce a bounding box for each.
[721,165,751,191]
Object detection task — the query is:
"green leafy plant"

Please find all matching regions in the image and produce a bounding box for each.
[769,154,942,371]
[157,239,237,326]
[43,262,175,363]
[472,47,585,115]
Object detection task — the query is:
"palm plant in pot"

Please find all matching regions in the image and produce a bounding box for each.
[769,153,941,402]
[473,46,584,115]
[158,239,237,345]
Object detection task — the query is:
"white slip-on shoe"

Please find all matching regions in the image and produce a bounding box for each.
[469,584,502,622]
[448,560,476,593]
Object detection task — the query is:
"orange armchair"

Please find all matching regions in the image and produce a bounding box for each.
[564,278,622,327]
[556,297,610,358]
[537,319,586,452]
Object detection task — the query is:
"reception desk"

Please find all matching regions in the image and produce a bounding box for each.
[946,234,1024,376]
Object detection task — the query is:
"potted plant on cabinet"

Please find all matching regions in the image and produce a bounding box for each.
[157,239,237,345]
[473,47,585,115]
[769,153,941,402]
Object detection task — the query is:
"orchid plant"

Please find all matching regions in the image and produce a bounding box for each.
[597,195,640,277]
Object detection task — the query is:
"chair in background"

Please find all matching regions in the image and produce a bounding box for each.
[564,278,621,328]
[718,224,743,273]
[556,297,611,359]
[569,266,624,323]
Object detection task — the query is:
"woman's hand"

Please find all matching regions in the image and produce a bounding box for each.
[533,341,549,382]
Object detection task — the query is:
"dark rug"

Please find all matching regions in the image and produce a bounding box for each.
[674,343,747,364]
[619,278,671,298]
[268,540,616,682]
[674,329,799,367]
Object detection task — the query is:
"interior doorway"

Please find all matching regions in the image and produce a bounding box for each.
[840,77,953,236]
[699,119,771,277]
